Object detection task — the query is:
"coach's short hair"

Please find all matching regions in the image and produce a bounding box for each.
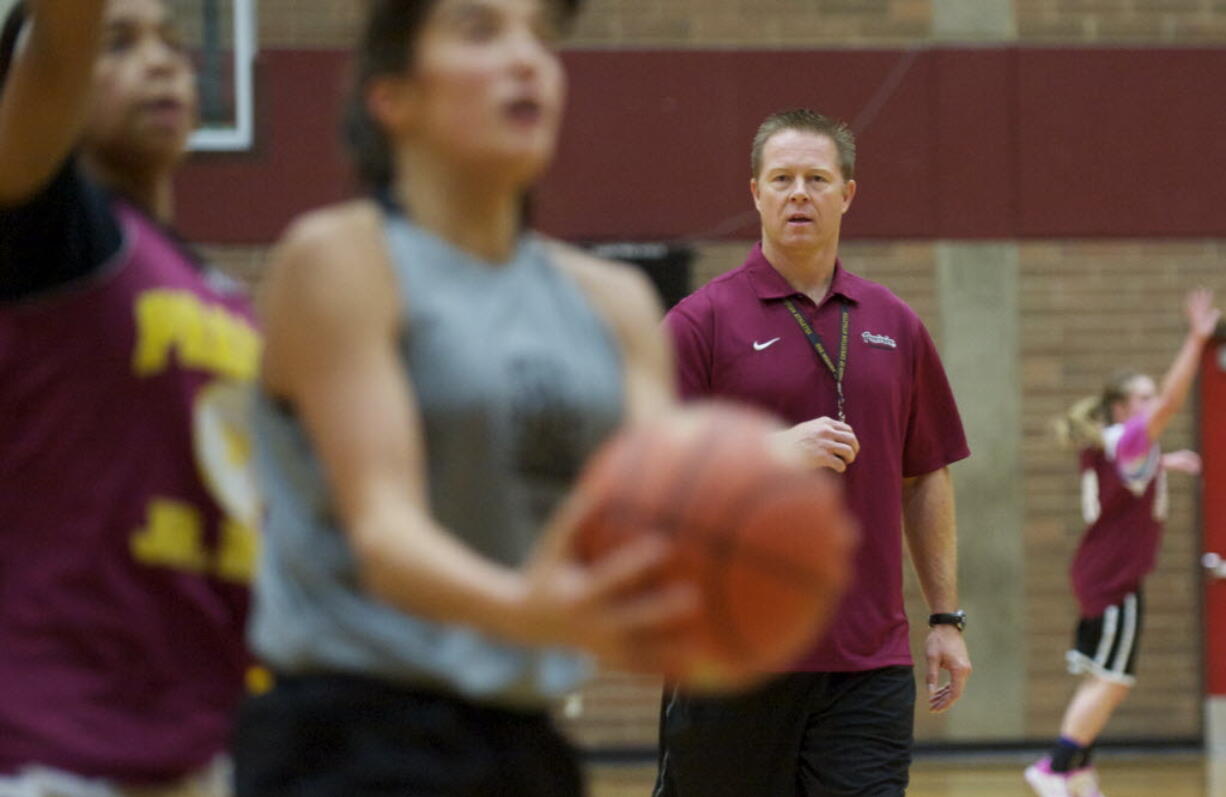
[751,109,856,182]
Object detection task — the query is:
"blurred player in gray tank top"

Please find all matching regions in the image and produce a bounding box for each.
[232,1,696,794]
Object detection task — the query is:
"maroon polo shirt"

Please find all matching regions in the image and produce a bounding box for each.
[664,242,969,672]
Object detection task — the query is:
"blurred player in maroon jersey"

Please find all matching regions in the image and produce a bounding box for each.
[0,1,259,793]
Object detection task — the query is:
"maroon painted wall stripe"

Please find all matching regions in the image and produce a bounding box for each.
[174,48,1226,244]
[176,51,351,245]
[1016,49,1226,237]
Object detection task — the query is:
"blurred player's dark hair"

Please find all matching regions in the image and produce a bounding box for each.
[0,2,27,93]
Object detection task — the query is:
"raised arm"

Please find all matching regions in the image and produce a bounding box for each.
[1145,288,1220,442]
[0,0,108,204]
[260,209,692,672]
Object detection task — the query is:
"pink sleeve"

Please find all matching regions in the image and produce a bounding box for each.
[662,300,712,401]
[1113,415,1153,465]
[1107,415,1159,489]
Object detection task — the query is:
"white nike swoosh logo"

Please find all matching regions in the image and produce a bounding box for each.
[753,337,782,351]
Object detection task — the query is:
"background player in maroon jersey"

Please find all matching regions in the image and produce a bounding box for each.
[0,0,258,793]
[1025,289,1220,797]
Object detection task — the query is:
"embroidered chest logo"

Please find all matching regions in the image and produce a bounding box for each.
[861,331,897,350]
[753,337,782,351]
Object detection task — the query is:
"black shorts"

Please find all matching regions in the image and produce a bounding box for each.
[233,673,584,797]
[1067,591,1143,686]
[655,667,915,797]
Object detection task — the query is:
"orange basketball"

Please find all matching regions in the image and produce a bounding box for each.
[574,401,858,691]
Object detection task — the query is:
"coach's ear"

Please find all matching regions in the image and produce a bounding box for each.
[841,179,857,215]
[750,178,761,213]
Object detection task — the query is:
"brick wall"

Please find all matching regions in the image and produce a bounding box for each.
[257,0,362,49]
[254,0,932,50]
[253,0,1226,50]
[202,245,268,288]
[570,0,932,47]
[1016,0,1226,43]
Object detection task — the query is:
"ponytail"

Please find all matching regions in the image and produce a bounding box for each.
[1053,369,1145,450]
[1054,395,1106,450]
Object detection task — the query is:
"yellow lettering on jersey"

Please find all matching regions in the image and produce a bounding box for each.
[130,499,208,573]
[216,518,260,583]
[246,665,274,695]
[132,292,189,376]
[131,290,261,381]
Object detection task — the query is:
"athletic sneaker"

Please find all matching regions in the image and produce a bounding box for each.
[1075,766,1106,797]
[1024,757,1103,797]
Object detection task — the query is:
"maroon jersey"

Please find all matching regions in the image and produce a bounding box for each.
[665,244,969,672]
[1071,416,1165,618]
[0,164,260,781]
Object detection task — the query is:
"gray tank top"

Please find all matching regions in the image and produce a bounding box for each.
[248,208,624,708]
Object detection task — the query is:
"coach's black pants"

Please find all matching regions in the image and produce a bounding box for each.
[233,673,584,797]
[655,666,915,797]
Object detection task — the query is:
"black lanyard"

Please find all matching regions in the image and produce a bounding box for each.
[782,297,850,423]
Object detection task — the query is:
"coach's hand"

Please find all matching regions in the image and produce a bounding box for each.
[925,625,971,713]
[775,417,860,473]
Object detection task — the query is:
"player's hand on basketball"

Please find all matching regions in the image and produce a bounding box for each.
[1162,449,1202,475]
[925,626,971,713]
[1186,288,1221,342]
[516,498,700,674]
[775,417,860,473]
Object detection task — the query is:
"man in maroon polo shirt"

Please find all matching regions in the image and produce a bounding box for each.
[654,109,972,797]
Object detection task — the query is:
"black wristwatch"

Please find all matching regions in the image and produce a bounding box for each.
[928,611,967,632]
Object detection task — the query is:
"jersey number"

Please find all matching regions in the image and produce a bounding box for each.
[129,380,260,582]
[131,499,257,582]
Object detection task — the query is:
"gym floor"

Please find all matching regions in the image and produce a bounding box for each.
[590,756,1221,796]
